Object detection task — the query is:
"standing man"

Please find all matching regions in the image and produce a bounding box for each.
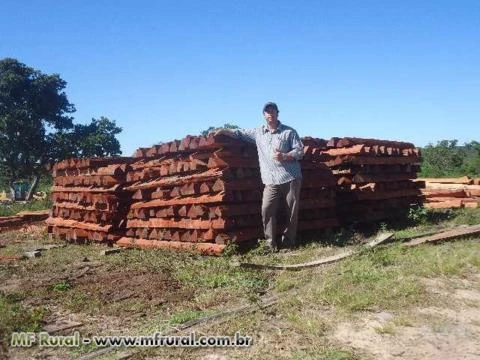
[215,102,303,251]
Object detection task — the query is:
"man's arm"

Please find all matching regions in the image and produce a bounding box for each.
[279,130,303,162]
[213,128,256,143]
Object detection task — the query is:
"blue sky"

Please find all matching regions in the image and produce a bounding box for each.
[2,0,479,155]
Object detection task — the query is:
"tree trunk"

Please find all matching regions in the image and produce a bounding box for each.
[25,175,40,201]
[8,179,15,200]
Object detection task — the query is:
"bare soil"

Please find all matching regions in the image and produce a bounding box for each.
[332,276,480,360]
[2,224,480,359]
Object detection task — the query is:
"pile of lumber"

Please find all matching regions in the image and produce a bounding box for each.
[0,210,49,231]
[301,138,339,234]
[419,176,480,209]
[118,134,263,255]
[315,137,424,222]
[45,135,430,255]
[117,134,339,254]
[46,158,134,243]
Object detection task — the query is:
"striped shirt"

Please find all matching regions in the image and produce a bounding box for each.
[234,122,303,185]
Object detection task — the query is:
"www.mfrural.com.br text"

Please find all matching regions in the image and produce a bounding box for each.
[11,331,253,348]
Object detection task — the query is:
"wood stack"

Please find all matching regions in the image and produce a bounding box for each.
[300,138,339,233]
[45,134,429,255]
[118,134,263,255]
[117,134,340,255]
[315,137,424,223]
[0,210,49,232]
[46,158,134,243]
[419,176,480,208]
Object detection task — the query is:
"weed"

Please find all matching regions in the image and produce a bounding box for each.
[452,208,480,226]
[169,310,206,325]
[293,349,358,360]
[379,222,388,232]
[50,281,71,292]
[407,204,429,224]
[374,322,396,335]
[0,294,45,348]
[392,315,414,327]
[222,243,239,257]
[173,257,268,294]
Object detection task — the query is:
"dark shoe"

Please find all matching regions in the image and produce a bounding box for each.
[280,236,296,250]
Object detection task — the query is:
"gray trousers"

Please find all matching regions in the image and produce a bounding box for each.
[262,178,302,248]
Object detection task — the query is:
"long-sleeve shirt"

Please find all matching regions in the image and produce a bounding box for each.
[233,121,303,185]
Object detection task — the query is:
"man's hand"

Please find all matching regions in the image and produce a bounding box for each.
[273,150,288,162]
[273,150,294,162]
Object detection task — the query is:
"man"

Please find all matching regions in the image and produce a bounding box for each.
[215,102,303,251]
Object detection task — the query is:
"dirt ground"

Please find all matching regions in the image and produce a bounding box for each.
[332,276,480,360]
[1,223,480,359]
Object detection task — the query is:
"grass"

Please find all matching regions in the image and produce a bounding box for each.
[292,240,480,313]
[0,175,52,217]
[291,349,359,360]
[169,309,210,325]
[0,197,52,216]
[105,248,270,296]
[1,206,480,359]
[374,324,396,335]
[50,280,72,292]
[0,293,45,348]
[451,208,480,225]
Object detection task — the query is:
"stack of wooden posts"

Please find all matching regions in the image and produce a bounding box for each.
[117,134,340,254]
[315,137,424,223]
[300,138,339,233]
[117,134,263,255]
[0,210,49,232]
[45,134,430,255]
[46,158,133,243]
[419,176,480,209]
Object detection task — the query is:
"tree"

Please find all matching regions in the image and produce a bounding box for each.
[0,58,123,199]
[50,116,122,159]
[201,123,240,136]
[74,117,122,157]
[461,141,480,176]
[0,58,75,196]
[420,140,480,178]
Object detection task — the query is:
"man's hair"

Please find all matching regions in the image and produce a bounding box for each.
[263,102,279,113]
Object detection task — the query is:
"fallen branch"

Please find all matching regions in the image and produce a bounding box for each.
[78,294,278,360]
[43,320,83,334]
[239,232,394,270]
[404,224,480,247]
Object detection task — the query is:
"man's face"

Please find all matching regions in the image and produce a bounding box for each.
[263,107,278,127]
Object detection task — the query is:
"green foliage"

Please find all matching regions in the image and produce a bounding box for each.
[0,294,44,345]
[451,208,480,226]
[174,257,267,291]
[201,123,239,136]
[420,139,480,177]
[0,58,122,187]
[313,239,480,312]
[37,174,53,193]
[222,243,239,257]
[169,309,207,325]
[51,116,122,159]
[407,204,429,224]
[0,58,75,183]
[50,281,71,292]
[0,197,52,216]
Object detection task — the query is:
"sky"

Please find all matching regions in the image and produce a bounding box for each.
[1,0,479,156]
